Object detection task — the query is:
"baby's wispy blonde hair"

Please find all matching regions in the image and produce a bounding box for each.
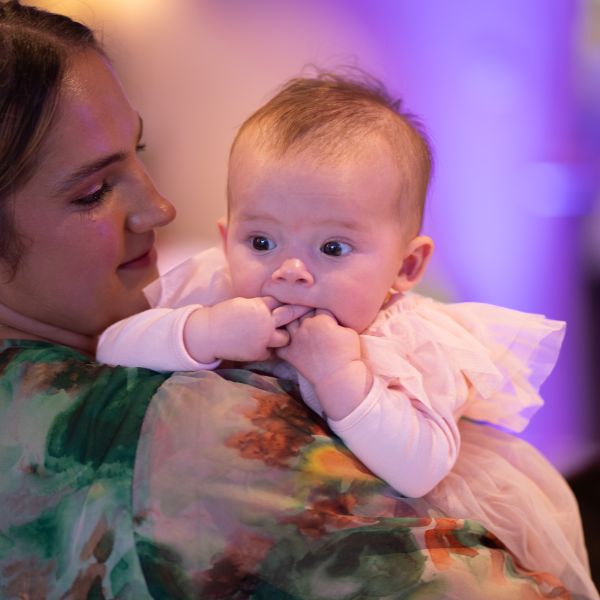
[229,69,433,232]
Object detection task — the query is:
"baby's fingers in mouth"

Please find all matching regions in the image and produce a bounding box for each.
[272,304,313,327]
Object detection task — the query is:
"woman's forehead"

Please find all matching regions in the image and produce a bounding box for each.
[57,52,135,141]
[33,52,138,187]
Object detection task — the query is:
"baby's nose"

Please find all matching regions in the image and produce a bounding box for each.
[272,258,314,285]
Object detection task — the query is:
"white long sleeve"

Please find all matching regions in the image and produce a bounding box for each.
[97,248,231,371]
[329,376,460,497]
[97,305,220,371]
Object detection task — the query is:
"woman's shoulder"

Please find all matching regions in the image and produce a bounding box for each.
[0,338,171,465]
[0,339,173,596]
[0,344,578,598]
[1,338,169,391]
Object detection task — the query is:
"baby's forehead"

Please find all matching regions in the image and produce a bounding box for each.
[228,103,430,232]
[230,138,418,220]
[231,127,420,183]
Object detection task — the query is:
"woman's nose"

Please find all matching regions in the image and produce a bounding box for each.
[272,258,314,286]
[127,176,176,233]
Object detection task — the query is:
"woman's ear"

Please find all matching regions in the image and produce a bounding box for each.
[217,217,228,252]
[393,235,434,293]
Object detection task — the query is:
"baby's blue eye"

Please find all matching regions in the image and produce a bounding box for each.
[321,240,351,256]
[251,236,276,251]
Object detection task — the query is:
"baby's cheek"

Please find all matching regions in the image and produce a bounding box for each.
[336,297,380,334]
[232,265,267,298]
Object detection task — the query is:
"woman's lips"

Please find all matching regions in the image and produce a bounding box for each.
[118,246,157,270]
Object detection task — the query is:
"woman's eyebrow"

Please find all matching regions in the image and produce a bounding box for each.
[54,115,144,196]
[54,152,127,195]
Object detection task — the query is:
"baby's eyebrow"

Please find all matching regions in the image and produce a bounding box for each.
[235,213,366,231]
[320,218,366,231]
[237,212,276,221]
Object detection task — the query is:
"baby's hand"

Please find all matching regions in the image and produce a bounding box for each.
[277,309,373,421]
[277,309,361,381]
[277,310,373,420]
[184,297,310,363]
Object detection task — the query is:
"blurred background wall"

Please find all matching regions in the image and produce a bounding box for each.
[33,0,599,474]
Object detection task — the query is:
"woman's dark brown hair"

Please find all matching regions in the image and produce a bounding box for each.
[0,0,102,277]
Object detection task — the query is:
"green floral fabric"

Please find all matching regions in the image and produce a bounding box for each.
[0,341,571,599]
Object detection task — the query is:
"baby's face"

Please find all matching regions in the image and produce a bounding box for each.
[223,138,418,333]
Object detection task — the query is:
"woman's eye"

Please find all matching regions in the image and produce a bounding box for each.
[251,236,276,251]
[74,181,114,207]
[136,142,147,153]
[321,240,351,256]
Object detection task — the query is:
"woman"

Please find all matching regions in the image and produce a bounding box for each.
[0,2,580,598]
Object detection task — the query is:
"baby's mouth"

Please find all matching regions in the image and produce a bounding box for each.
[269,296,342,324]
[270,294,314,310]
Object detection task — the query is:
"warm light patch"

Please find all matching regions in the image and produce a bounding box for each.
[302,442,378,482]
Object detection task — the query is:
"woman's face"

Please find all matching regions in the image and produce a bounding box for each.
[0,51,175,336]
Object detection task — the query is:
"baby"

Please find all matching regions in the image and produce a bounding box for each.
[98,72,597,598]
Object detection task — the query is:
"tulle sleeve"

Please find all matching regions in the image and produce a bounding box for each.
[144,246,232,308]
[363,294,566,433]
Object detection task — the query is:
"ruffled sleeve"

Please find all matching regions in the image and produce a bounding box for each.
[144,247,232,309]
[362,293,565,433]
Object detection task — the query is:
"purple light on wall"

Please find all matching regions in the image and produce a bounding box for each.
[342,0,592,471]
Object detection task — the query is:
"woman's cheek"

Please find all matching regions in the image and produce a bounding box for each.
[85,219,124,265]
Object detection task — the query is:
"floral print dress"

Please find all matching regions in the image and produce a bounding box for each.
[0,340,577,599]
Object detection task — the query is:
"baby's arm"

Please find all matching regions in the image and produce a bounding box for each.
[326,379,459,497]
[97,305,215,371]
[277,311,459,497]
[97,298,309,371]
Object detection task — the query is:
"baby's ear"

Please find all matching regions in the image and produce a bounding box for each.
[217,217,228,251]
[393,235,434,293]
